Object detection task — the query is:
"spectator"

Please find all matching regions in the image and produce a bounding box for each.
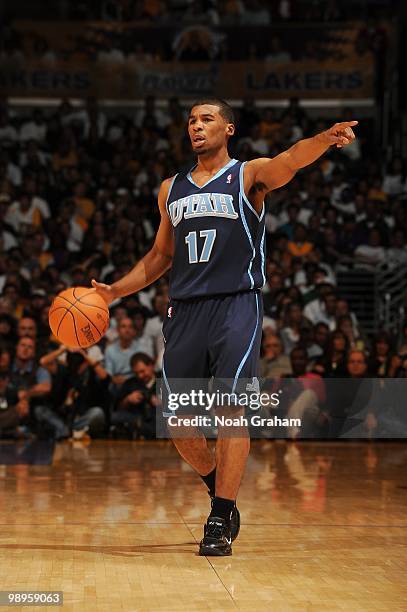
[132,309,155,358]
[314,330,349,377]
[354,228,386,268]
[144,294,167,367]
[31,37,57,64]
[219,0,245,25]
[386,229,407,266]
[279,347,324,439]
[280,301,311,354]
[105,304,128,343]
[0,346,12,375]
[239,124,269,156]
[238,98,260,138]
[244,0,270,25]
[111,352,158,439]
[2,283,25,319]
[72,181,95,221]
[105,317,144,385]
[5,193,43,234]
[40,342,107,432]
[260,333,291,378]
[382,158,405,197]
[327,350,377,438]
[182,0,219,26]
[336,314,364,351]
[278,0,291,20]
[354,200,389,246]
[23,176,51,221]
[20,140,48,169]
[97,40,126,64]
[57,349,109,440]
[0,199,17,255]
[25,288,48,322]
[10,336,52,437]
[287,223,313,260]
[0,314,17,346]
[17,317,37,340]
[368,331,394,377]
[398,322,407,357]
[0,111,18,146]
[52,139,78,172]
[174,28,214,62]
[304,289,337,329]
[19,110,47,143]
[0,371,30,438]
[307,322,330,359]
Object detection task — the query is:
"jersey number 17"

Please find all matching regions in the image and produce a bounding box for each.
[185,229,217,264]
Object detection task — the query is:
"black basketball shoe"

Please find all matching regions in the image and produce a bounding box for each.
[199,516,232,556]
[208,493,240,541]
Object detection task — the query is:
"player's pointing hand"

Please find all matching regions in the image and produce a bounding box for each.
[320,121,358,148]
[91,279,116,306]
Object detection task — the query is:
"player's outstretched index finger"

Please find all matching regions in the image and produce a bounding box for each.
[337,120,359,128]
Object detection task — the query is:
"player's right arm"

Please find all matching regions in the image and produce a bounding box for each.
[92,178,174,305]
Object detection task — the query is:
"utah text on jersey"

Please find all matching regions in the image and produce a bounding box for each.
[168,193,238,227]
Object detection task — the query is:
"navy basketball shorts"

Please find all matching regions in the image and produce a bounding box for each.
[161,291,263,417]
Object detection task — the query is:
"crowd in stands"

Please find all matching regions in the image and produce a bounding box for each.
[4,0,393,23]
[1,3,387,64]
[0,95,406,442]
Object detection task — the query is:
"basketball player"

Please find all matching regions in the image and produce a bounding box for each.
[92,100,357,555]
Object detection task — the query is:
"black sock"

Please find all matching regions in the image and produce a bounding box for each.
[200,467,216,496]
[209,496,235,522]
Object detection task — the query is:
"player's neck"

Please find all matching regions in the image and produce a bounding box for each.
[196,149,231,175]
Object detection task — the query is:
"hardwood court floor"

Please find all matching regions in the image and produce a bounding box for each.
[0,440,406,611]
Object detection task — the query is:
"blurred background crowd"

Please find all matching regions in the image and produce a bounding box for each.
[0,0,389,64]
[0,0,405,442]
[0,94,406,442]
[1,0,393,24]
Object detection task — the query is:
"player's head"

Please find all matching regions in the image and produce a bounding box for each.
[188,99,235,155]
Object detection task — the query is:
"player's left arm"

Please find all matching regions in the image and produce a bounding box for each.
[245,121,358,195]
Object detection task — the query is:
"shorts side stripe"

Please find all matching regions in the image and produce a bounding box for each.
[260,225,266,287]
[161,359,174,418]
[232,292,259,393]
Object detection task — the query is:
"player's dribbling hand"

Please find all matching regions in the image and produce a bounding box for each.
[321,121,358,148]
[91,279,116,306]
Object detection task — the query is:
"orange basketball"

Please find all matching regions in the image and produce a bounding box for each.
[48,287,109,349]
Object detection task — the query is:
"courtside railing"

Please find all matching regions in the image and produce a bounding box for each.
[337,263,407,337]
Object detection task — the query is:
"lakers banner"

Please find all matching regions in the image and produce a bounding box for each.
[0,60,373,99]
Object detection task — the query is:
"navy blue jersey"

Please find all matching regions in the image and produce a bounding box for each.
[166,158,266,299]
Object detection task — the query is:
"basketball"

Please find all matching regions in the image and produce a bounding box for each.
[48,287,109,349]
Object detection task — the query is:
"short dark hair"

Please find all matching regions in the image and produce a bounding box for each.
[130,352,154,368]
[190,98,235,124]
